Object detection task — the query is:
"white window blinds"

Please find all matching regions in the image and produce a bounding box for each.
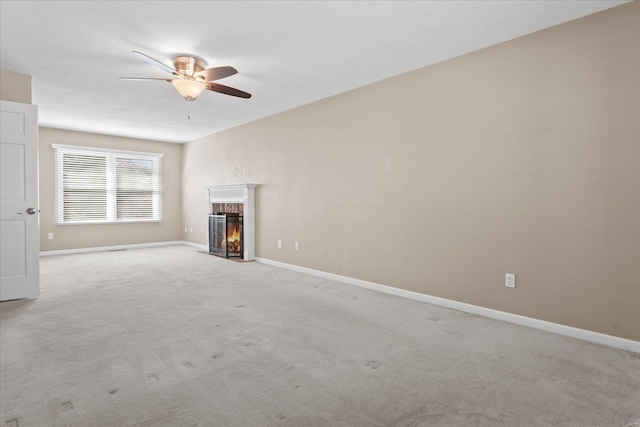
[53,144,162,224]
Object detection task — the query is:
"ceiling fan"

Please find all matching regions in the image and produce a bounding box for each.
[120,51,251,101]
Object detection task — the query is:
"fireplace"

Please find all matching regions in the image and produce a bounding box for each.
[209,213,243,258]
[205,184,257,261]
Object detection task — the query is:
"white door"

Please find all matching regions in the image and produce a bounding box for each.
[0,100,39,301]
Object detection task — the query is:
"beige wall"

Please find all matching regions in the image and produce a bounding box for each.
[182,3,640,340]
[39,127,182,251]
[0,69,31,104]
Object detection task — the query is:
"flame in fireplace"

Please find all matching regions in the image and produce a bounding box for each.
[228,226,241,244]
[222,226,241,253]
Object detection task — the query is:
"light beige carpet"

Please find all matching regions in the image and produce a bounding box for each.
[1,245,638,426]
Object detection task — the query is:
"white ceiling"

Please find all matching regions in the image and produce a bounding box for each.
[0,1,627,144]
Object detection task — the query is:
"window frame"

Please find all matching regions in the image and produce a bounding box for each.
[52,144,163,225]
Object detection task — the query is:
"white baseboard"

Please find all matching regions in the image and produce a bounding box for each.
[255,257,640,354]
[40,241,186,257]
[180,241,208,251]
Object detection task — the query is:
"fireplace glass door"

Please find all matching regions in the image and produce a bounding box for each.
[209,214,243,258]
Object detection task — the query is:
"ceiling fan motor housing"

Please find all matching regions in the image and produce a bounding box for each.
[173,55,206,79]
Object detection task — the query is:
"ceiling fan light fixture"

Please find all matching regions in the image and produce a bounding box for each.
[171,78,206,101]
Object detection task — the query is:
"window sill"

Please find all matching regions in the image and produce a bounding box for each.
[54,220,162,226]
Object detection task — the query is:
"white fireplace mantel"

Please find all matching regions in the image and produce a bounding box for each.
[205,184,257,261]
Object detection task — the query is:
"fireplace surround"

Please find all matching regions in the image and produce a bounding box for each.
[205,184,257,261]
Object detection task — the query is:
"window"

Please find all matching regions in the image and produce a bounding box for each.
[53,144,162,224]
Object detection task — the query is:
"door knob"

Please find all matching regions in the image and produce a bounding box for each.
[25,208,39,215]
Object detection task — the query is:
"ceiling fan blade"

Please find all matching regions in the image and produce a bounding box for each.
[206,82,251,99]
[131,51,177,75]
[119,77,172,81]
[196,66,238,82]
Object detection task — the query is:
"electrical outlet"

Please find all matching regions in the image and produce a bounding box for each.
[294,242,299,251]
[506,273,516,288]
[185,227,187,233]
[277,240,282,249]
[48,233,53,240]
[190,227,193,233]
